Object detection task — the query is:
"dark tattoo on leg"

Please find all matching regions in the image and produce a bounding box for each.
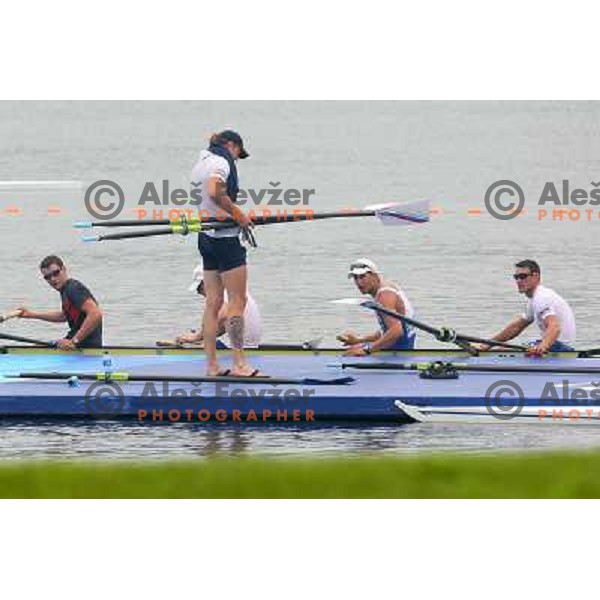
[227,316,244,350]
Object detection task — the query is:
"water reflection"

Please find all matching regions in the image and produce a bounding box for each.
[1,419,599,460]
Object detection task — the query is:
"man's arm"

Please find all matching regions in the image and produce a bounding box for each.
[176,304,229,345]
[175,330,203,345]
[490,316,531,343]
[343,292,405,354]
[16,307,66,323]
[207,177,252,228]
[369,291,405,351]
[474,316,530,351]
[337,331,381,345]
[534,314,560,354]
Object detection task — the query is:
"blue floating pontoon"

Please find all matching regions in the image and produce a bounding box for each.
[0,347,599,423]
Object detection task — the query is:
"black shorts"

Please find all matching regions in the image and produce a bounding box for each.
[198,232,247,273]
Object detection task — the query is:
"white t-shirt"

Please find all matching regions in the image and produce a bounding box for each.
[522,285,576,345]
[223,291,262,348]
[191,149,239,238]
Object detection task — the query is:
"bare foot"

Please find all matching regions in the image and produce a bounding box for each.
[231,366,266,378]
[206,364,231,377]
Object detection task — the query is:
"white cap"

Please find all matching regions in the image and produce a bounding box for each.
[188,265,204,293]
[348,258,380,278]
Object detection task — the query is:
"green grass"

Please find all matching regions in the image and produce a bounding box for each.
[2,451,600,498]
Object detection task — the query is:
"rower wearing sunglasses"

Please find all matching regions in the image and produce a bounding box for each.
[474,259,576,355]
[338,258,416,356]
[13,255,103,349]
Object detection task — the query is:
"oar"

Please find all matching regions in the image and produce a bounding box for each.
[0,332,55,347]
[155,337,324,351]
[77,200,430,242]
[209,200,431,229]
[3,372,355,386]
[75,200,430,229]
[0,310,21,324]
[335,360,600,375]
[331,298,529,352]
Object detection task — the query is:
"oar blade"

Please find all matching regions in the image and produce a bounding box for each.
[330,298,368,306]
[367,199,431,226]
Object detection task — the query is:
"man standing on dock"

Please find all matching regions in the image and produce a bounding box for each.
[192,130,261,376]
[338,258,416,355]
[475,259,576,355]
[14,255,103,349]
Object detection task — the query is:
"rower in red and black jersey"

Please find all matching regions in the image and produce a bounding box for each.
[14,255,103,349]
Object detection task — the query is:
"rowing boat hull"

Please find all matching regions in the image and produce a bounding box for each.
[396,402,600,425]
[2,349,600,421]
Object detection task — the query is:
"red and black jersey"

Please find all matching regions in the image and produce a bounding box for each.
[60,279,102,347]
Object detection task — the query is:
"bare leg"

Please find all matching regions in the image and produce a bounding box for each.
[202,270,225,375]
[221,265,260,376]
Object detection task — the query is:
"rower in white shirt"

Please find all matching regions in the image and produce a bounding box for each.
[175,265,262,349]
[475,259,576,355]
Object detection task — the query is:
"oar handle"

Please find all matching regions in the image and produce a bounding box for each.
[81,223,210,242]
[75,219,173,229]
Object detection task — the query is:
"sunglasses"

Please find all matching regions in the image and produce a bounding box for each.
[43,268,62,281]
[513,273,533,281]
